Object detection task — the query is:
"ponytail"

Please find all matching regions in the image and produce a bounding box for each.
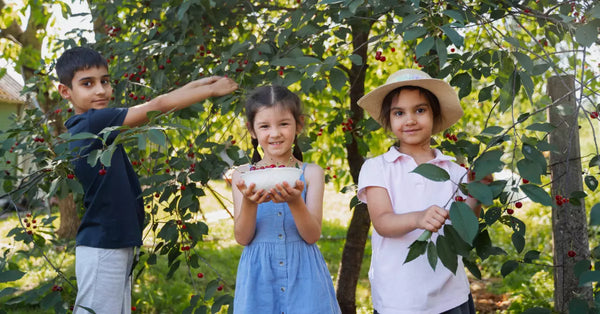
[292,136,303,162]
[251,138,261,163]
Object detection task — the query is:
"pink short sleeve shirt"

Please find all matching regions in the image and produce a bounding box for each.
[357,147,471,314]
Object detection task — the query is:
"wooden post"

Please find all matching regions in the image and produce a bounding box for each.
[547,75,592,312]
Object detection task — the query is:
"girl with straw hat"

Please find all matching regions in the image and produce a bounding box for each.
[357,69,490,314]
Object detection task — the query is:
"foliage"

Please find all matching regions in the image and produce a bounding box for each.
[1,0,600,313]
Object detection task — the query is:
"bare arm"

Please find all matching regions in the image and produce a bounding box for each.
[270,164,324,244]
[123,76,238,127]
[464,172,494,218]
[366,186,449,238]
[232,166,270,246]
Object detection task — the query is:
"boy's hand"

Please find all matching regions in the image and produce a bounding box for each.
[236,180,270,204]
[206,76,238,97]
[416,205,449,233]
[269,180,304,204]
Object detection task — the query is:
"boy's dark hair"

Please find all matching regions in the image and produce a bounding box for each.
[380,86,442,131]
[245,85,304,163]
[56,47,108,87]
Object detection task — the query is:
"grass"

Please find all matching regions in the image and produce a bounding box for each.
[0,180,373,313]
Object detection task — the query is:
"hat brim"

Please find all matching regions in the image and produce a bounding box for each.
[358,78,463,134]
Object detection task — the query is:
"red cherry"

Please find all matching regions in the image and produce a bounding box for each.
[26,213,31,217]
[279,70,284,76]
[515,202,522,208]
[591,112,599,119]
[380,56,386,62]
[180,185,186,191]
[159,65,165,70]
[166,59,171,64]
[451,48,456,52]
[182,225,187,229]
[455,196,464,202]
[177,220,182,225]
[332,175,337,179]
[556,199,563,206]
[231,140,236,144]
[507,208,514,215]
[197,273,204,278]
[555,195,562,201]
[567,250,576,257]
[132,306,137,311]
[217,285,223,291]
[155,193,160,198]
[27,230,33,235]
[522,178,529,184]
[391,47,396,52]
[98,169,107,176]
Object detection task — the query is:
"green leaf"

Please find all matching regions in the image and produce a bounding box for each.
[574,259,592,279]
[501,260,519,277]
[526,122,556,133]
[467,181,493,205]
[329,68,347,92]
[65,132,101,141]
[524,250,540,263]
[100,146,116,167]
[66,177,84,195]
[211,294,234,313]
[449,72,472,98]
[568,298,589,313]
[443,224,472,257]
[578,270,600,286]
[416,37,435,58]
[442,10,465,24]
[513,51,533,73]
[585,176,598,191]
[435,37,447,67]
[481,126,503,136]
[590,155,600,168]
[404,240,427,264]
[0,287,17,298]
[436,235,458,274]
[484,206,502,226]
[590,203,600,226]
[522,144,547,171]
[511,232,525,253]
[472,149,504,181]
[426,241,438,270]
[411,163,450,182]
[449,201,478,245]
[147,129,167,147]
[0,270,25,283]
[349,54,362,65]
[575,22,599,47]
[87,149,101,167]
[517,159,543,185]
[462,258,481,279]
[520,184,552,206]
[440,25,463,47]
[204,280,220,301]
[403,26,428,41]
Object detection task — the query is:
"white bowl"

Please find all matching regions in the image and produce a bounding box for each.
[241,167,303,191]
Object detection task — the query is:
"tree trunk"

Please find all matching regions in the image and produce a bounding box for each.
[336,20,372,314]
[56,194,80,239]
[547,75,593,312]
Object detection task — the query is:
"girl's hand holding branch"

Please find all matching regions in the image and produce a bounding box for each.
[416,205,449,233]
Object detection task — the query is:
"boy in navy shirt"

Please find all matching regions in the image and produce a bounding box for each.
[57,46,237,313]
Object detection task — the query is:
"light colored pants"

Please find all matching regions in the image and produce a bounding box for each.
[74,246,134,314]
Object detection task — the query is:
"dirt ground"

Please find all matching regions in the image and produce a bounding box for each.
[471,279,511,313]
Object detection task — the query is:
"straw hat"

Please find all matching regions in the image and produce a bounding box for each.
[357,69,463,134]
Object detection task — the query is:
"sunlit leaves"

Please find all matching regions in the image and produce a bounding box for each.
[520,184,552,206]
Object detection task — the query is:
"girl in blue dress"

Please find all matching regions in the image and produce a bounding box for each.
[231,85,341,314]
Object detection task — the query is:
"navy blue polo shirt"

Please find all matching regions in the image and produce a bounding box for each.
[65,108,144,248]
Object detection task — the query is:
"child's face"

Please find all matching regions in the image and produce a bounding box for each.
[389,89,434,148]
[250,105,300,162]
[58,66,112,114]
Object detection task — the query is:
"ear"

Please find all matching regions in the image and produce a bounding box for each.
[246,122,256,138]
[58,84,71,100]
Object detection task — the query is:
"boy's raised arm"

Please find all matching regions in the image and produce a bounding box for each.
[123,76,237,127]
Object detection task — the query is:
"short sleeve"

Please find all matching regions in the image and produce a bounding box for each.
[88,108,128,144]
[357,157,386,204]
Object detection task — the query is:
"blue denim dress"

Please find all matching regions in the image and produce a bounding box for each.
[233,164,341,314]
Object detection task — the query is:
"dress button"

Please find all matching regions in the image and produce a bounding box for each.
[278,211,282,216]
[279,261,284,266]
[281,287,285,292]
[278,234,283,239]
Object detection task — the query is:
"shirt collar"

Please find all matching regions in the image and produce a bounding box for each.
[382,146,455,164]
